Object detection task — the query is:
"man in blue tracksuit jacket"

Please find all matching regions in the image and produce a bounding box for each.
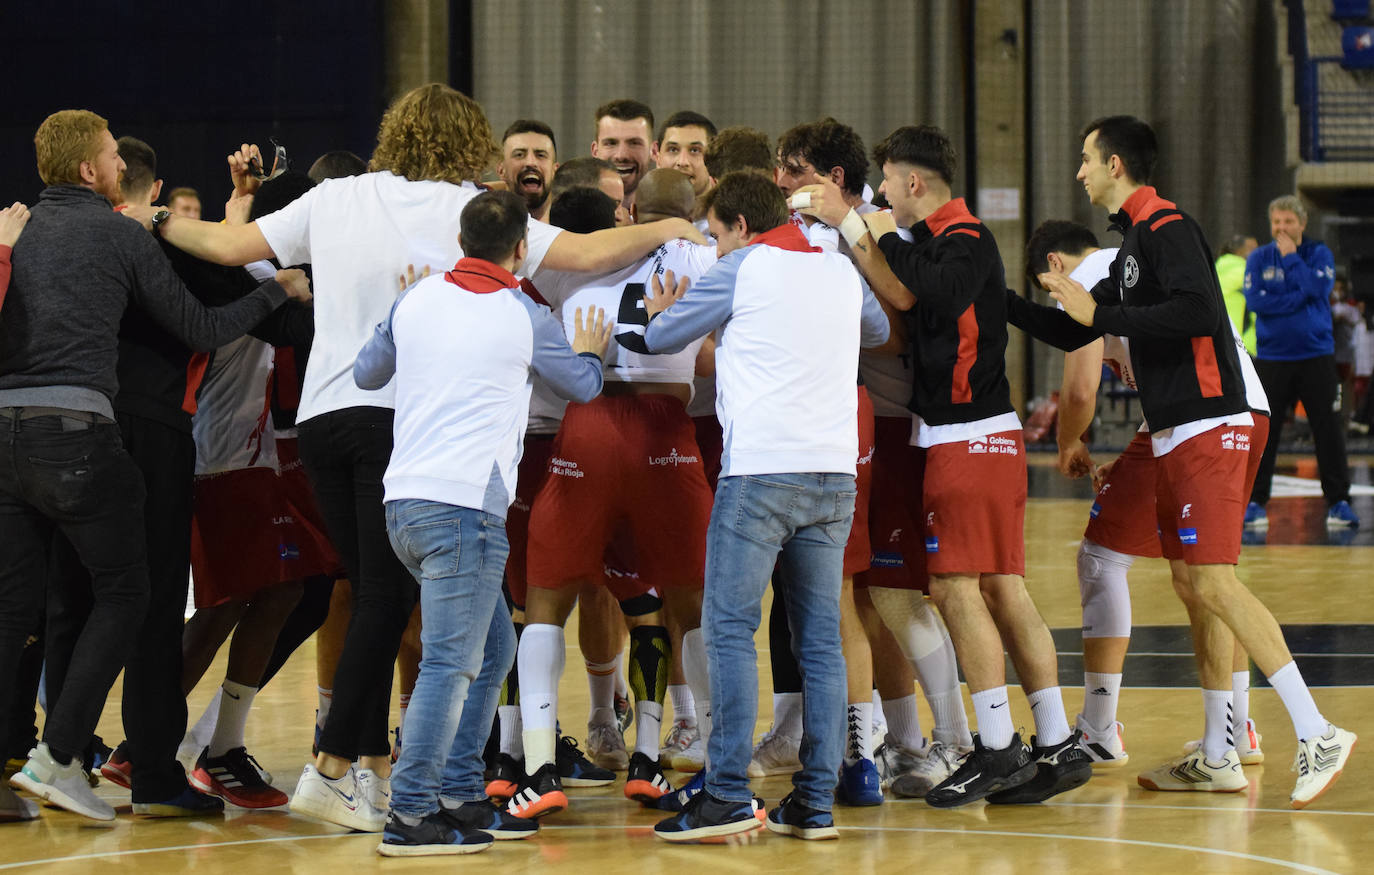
[1243,194,1356,527]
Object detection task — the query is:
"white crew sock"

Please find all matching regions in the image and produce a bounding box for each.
[772,692,804,739]
[316,687,332,730]
[498,704,524,758]
[1082,671,1123,732]
[681,628,711,769]
[1232,670,1252,743]
[870,689,888,732]
[1267,661,1328,741]
[189,688,222,749]
[208,680,258,757]
[518,623,565,769]
[1201,688,1233,760]
[883,693,925,751]
[634,700,665,758]
[585,658,618,727]
[971,686,1014,750]
[668,683,697,726]
[845,701,875,765]
[1026,686,1071,746]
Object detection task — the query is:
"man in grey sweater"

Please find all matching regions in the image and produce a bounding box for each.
[0,109,309,822]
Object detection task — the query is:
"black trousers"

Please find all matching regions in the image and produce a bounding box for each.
[298,407,416,760]
[1250,355,1351,506]
[0,413,148,761]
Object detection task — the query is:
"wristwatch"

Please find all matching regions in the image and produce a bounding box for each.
[151,209,172,237]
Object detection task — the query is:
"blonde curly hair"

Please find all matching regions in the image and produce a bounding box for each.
[369,83,497,184]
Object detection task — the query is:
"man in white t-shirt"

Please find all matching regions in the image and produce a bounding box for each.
[127,83,706,833]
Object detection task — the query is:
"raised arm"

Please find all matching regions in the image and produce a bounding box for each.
[122,205,275,267]
[540,218,706,275]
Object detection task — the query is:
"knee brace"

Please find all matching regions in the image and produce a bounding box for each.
[1077,539,1135,639]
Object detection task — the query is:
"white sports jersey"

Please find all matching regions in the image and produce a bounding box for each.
[547,239,717,385]
[192,334,277,475]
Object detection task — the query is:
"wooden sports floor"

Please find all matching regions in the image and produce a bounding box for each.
[3,453,1372,874]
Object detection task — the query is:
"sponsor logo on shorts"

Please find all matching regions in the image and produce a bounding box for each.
[1219,430,1250,452]
[871,551,905,568]
[1181,504,1192,518]
[1089,502,1102,519]
[550,457,585,478]
[925,536,940,553]
[271,515,296,525]
[1178,527,1198,545]
[888,528,902,543]
[279,543,300,560]
[858,445,875,465]
[648,448,699,467]
[926,512,935,526]
[969,435,1019,455]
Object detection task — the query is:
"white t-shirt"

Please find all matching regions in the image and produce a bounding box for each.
[255,173,562,423]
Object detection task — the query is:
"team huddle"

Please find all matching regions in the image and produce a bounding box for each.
[0,84,1358,857]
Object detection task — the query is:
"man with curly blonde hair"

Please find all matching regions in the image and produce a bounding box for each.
[126,82,705,833]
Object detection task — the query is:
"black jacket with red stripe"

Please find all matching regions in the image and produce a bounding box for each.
[877,198,1014,426]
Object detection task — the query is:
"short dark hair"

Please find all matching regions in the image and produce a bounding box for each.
[1025,220,1099,290]
[595,99,654,135]
[167,186,200,204]
[250,171,317,222]
[308,150,367,182]
[705,126,774,178]
[872,125,956,185]
[548,186,618,233]
[777,118,868,197]
[116,136,157,198]
[702,170,788,235]
[1080,115,1157,185]
[550,156,616,200]
[459,190,529,263]
[502,118,558,154]
[656,110,716,146]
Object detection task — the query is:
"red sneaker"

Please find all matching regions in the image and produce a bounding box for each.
[190,747,288,809]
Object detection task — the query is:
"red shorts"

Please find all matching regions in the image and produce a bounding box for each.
[855,416,929,592]
[275,437,344,579]
[1156,424,1251,565]
[1083,430,1163,559]
[923,429,1026,576]
[693,414,723,492]
[527,394,711,597]
[1244,413,1270,498]
[191,467,299,608]
[843,387,876,577]
[505,432,556,610]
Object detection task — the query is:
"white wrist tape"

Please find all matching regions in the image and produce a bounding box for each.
[789,192,812,209]
[839,209,869,248]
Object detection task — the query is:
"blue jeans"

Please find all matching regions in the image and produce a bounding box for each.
[385,499,516,817]
[702,473,855,812]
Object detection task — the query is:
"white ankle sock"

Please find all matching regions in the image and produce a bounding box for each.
[845,701,874,765]
[667,684,696,726]
[1231,670,1251,740]
[971,686,1014,750]
[1267,661,1328,741]
[1082,671,1123,732]
[208,680,257,757]
[883,693,925,751]
[772,692,804,739]
[518,623,565,768]
[1026,686,1071,746]
[1201,688,1233,760]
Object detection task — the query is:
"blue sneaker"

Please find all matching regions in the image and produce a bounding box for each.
[439,798,538,840]
[1327,500,1360,528]
[834,758,883,806]
[649,769,704,811]
[1243,502,1268,529]
[377,810,493,857]
[766,793,838,840]
[132,783,226,817]
[653,789,762,843]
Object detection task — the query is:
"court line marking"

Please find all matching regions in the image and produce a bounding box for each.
[1044,800,1374,817]
[0,820,1345,873]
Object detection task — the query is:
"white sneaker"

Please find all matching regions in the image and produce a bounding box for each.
[659,720,696,767]
[747,728,801,778]
[289,764,386,832]
[1075,714,1129,768]
[357,768,391,813]
[890,741,961,798]
[1291,724,1357,809]
[1183,718,1264,765]
[874,741,922,790]
[585,722,628,771]
[8,743,115,821]
[0,781,39,822]
[670,734,705,773]
[1137,749,1247,793]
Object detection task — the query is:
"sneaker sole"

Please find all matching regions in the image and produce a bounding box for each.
[560,774,615,787]
[1291,736,1357,810]
[1136,775,1248,793]
[765,819,838,840]
[189,771,288,809]
[591,754,629,771]
[835,790,883,807]
[289,794,386,832]
[97,765,132,790]
[507,791,567,819]
[377,839,491,857]
[9,772,115,821]
[926,761,1038,809]
[989,761,1094,805]
[890,776,938,798]
[654,817,763,843]
[132,802,226,817]
[482,825,539,840]
[670,755,704,773]
[625,780,670,804]
[485,780,518,800]
[1088,756,1129,769]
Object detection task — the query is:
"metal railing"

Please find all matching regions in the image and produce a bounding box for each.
[1302,56,1374,160]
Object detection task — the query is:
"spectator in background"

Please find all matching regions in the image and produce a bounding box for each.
[168,187,202,219]
[1216,233,1258,356]
[1331,276,1362,427]
[1243,195,1358,528]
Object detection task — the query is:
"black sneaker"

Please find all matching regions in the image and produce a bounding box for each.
[987,731,1094,804]
[485,753,524,801]
[925,733,1036,808]
[555,735,615,787]
[506,762,568,819]
[653,788,763,843]
[625,751,674,804]
[377,810,493,857]
[765,792,838,840]
[439,798,539,840]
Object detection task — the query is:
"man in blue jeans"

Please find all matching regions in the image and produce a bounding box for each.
[352,190,611,857]
[642,171,890,842]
